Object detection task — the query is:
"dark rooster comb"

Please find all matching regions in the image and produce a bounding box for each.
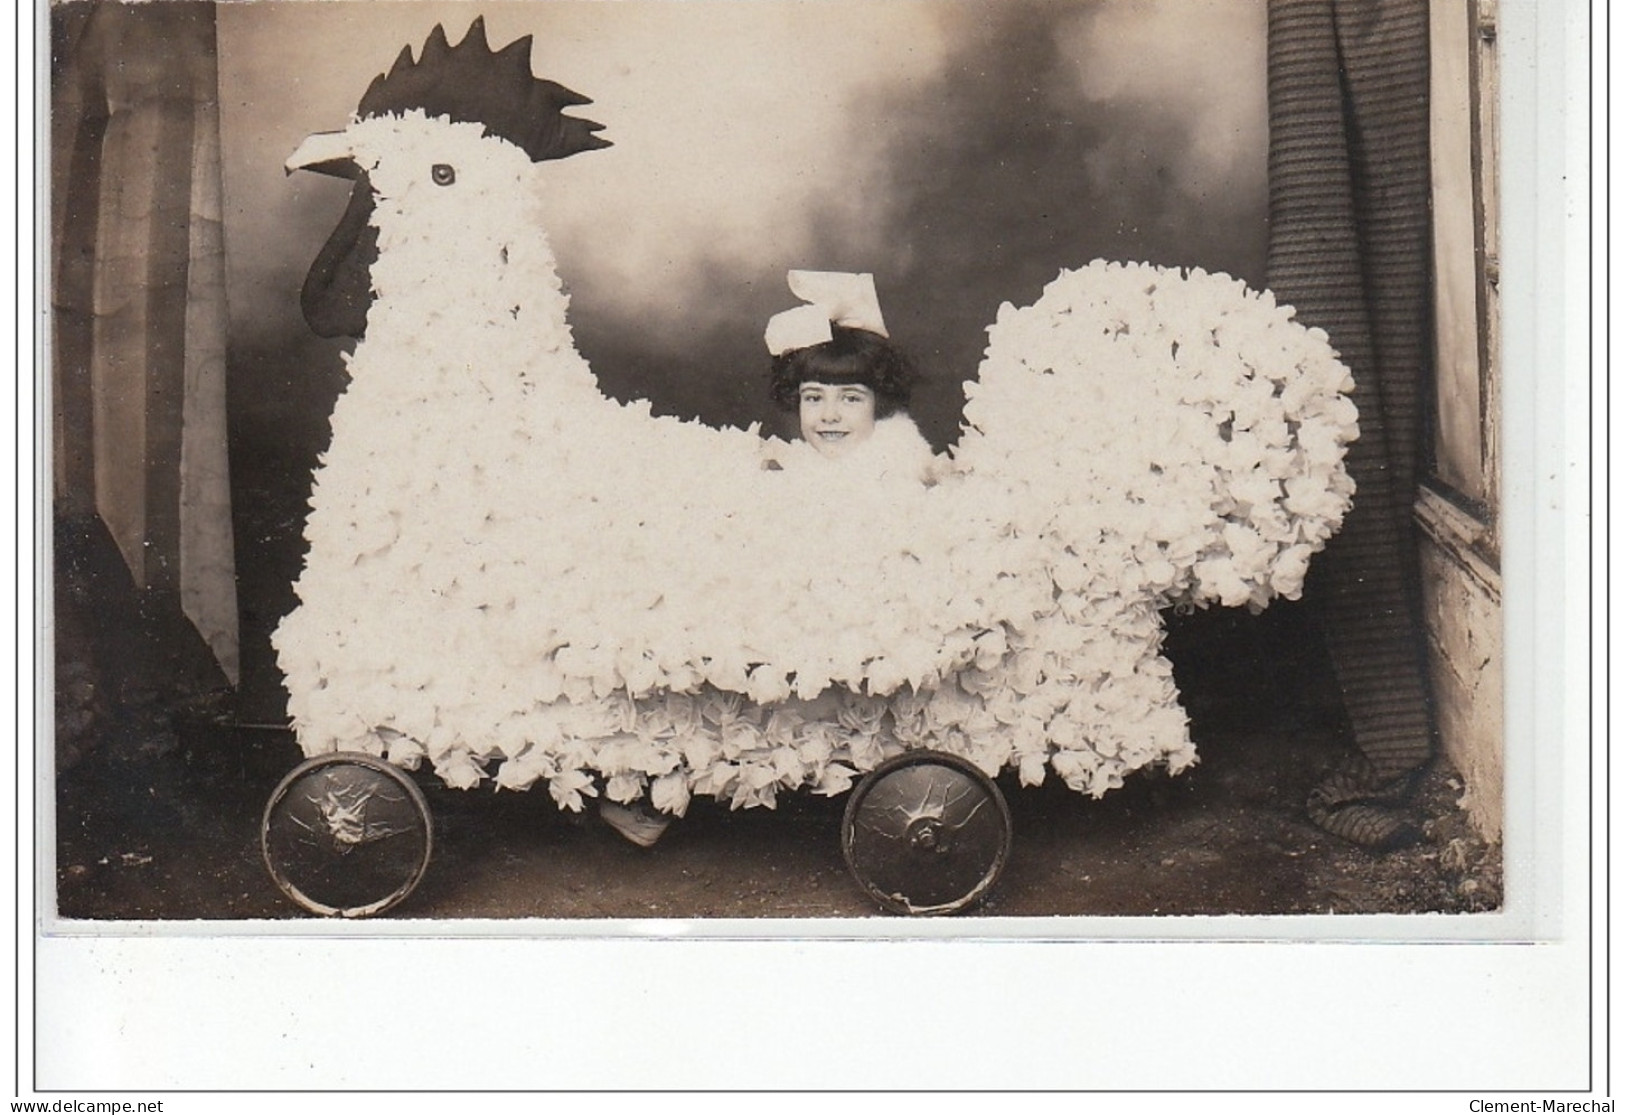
[355,17,610,161]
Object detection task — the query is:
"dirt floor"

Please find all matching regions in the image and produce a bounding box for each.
[52,722,1501,923]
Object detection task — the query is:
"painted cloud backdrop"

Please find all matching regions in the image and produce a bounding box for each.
[219,0,1267,446]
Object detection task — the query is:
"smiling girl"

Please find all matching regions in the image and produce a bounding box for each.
[797,380,878,456]
[762,271,938,484]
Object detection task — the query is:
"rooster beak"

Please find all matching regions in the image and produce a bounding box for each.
[286,131,361,179]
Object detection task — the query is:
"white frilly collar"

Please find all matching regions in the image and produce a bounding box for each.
[765,414,939,485]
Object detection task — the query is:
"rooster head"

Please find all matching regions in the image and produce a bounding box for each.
[288,17,609,338]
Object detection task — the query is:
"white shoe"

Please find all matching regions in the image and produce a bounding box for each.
[600,801,672,847]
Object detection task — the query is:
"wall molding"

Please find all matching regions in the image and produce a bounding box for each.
[1415,482,1501,602]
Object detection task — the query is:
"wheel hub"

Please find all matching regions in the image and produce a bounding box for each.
[906,815,952,852]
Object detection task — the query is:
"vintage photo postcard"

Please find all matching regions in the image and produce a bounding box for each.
[28,0,1596,1095]
[46,0,1518,926]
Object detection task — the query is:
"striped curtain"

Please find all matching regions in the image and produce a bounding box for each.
[51,1,239,686]
[1264,0,1435,843]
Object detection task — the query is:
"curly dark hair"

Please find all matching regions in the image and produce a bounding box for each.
[769,325,916,418]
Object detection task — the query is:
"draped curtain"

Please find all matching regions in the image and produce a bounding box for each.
[1265,0,1436,841]
[51,1,239,686]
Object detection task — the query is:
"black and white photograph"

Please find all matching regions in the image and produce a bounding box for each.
[49,0,1505,920]
[30,0,1594,1097]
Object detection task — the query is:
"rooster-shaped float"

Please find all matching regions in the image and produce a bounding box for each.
[274,22,1357,828]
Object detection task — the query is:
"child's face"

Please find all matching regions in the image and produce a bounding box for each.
[798,382,877,458]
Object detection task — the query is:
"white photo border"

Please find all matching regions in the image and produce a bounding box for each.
[17,0,1604,1097]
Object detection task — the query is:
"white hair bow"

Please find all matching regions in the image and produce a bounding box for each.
[764,270,889,356]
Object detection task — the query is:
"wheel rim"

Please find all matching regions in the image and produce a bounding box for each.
[842,751,1012,915]
[261,753,432,918]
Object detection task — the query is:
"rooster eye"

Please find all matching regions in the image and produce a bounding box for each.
[431,164,456,186]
